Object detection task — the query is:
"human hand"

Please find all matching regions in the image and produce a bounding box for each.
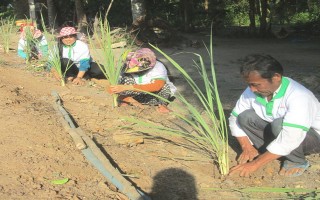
[229,161,260,177]
[237,146,259,164]
[72,77,85,85]
[109,85,134,94]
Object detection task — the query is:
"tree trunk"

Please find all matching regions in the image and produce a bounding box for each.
[74,0,87,32]
[46,0,57,30]
[204,0,209,12]
[259,0,268,36]
[130,0,146,26]
[28,0,36,24]
[255,0,261,17]
[248,0,256,34]
[181,0,194,32]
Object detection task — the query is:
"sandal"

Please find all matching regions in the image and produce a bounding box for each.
[280,160,310,177]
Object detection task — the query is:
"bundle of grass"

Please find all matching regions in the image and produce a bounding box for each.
[39,14,71,86]
[0,16,16,53]
[88,18,125,107]
[22,26,36,64]
[126,28,229,175]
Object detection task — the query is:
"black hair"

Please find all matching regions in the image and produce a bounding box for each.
[240,54,284,80]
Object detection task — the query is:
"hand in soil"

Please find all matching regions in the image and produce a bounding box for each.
[229,161,260,177]
[72,77,85,85]
[109,85,134,94]
[237,146,259,164]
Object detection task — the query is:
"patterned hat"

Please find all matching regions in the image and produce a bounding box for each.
[125,48,157,73]
[57,27,78,38]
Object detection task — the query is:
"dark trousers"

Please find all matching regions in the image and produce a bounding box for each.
[238,109,320,164]
[61,58,105,79]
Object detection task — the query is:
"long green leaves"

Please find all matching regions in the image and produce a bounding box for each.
[39,13,69,86]
[23,26,36,64]
[205,187,320,199]
[88,18,124,107]
[0,16,15,53]
[126,27,229,175]
[155,28,228,175]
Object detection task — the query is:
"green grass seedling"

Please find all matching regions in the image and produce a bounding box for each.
[205,186,320,199]
[0,16,16,53]
[88,17,125,107]
[125,27,229,175]
[39,13,71,86]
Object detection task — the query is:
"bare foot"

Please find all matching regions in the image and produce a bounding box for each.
[67,77,74,82]
[157,105,171,113]
[120,96,144,109]
[119,102,129,107]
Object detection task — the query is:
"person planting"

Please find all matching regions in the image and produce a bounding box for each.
[109,48,176,113]
[55,26,105,85]
[229,54,320,177]
[17,26,48,60]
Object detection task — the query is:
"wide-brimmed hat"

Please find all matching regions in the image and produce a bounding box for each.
[124,48,157,73]
[57,27,78,38]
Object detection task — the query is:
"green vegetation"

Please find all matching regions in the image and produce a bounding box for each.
[205,186,320,199]
[127,29,229,175]
[40,14,69,86]
[88,18,124,107]
[0,16,15,53]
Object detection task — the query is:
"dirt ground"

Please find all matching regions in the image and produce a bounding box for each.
[0,32,320,200]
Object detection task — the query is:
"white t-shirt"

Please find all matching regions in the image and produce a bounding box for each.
[18,35,48,53]
[229,77,320,156]
[61,40,90,67]
[131,61,176,95]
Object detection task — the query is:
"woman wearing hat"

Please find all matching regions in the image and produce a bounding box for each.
[17,26,48,60]
[109,48,176,113]
[56,27,105,85]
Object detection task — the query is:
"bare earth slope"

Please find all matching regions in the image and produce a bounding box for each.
[0,34,320,199]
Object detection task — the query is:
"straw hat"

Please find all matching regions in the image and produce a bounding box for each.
[57,27,78,38]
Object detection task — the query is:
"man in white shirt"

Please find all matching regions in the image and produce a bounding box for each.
[229,54,320,177]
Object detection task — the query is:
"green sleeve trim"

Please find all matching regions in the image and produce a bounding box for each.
[231,111,238,117]
[80,58,90,61]
[282,122,309,131]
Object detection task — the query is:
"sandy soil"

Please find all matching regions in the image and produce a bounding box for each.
[0,32,320,200]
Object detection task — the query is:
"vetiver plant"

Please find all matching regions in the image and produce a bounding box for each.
[126,28,229,175]
[22,25,36,64]
[205,186,320,199]
[88,17,125,107]
[40,13,70,86]
[0,16,15,53]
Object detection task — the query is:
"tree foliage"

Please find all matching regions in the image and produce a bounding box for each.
[1,0,319,36]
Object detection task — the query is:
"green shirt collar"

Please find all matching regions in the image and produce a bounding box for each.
[63,40,77,48]
[255,77,290,116]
